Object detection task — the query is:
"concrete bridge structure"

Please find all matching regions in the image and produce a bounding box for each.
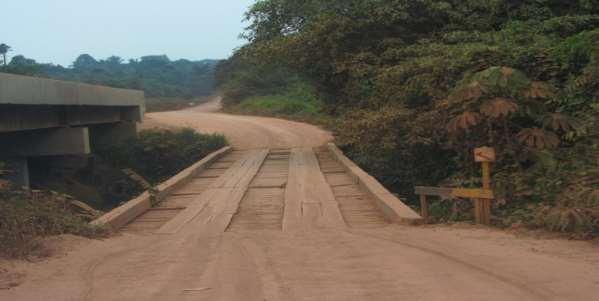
[0,72,145,187]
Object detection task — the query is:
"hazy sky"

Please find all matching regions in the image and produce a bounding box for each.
[0,0,255,66]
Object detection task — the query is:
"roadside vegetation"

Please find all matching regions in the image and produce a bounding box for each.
[38,128,227,210]
[218,0,599,236]
[0,183,108,259]
[224,82,326,122]
[96,128,227,186]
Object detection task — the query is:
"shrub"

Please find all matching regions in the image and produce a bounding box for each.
[96,128,227,184]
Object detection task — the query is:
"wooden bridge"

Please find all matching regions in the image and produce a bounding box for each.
[93,144,423,233]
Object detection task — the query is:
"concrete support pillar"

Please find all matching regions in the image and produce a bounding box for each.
[90,122,138,149]
[2,157,30,188]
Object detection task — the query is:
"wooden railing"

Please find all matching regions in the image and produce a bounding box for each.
[415,147,496,225]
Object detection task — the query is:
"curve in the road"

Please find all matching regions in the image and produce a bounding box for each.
[143,97,332,150]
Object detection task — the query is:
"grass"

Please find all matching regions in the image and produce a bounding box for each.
[226,81,328,124]
[232,95,322,118]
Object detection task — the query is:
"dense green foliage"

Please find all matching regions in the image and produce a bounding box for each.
[96,128,227,185]
[0,52,219,98]
[225,82,324,120]
[219,0,599,235]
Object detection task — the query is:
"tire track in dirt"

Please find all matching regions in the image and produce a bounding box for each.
[343,229,554,300]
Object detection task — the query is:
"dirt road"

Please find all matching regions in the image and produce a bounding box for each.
[142,97,333,149]
[2,99,598,300]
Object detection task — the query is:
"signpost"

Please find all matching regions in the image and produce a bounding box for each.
[415,147,496,225]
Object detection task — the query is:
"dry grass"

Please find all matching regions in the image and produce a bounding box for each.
[0,183,109,259]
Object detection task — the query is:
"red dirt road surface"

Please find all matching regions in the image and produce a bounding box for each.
[1,98,598,301]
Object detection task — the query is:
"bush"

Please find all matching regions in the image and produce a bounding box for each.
[96,128,227,184]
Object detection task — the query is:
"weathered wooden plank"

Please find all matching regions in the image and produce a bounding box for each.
[196,168,226,178]
[414,186,453,199]
[325,173,357,187]
[283,148,345,231]
[156,149,268,234]
[250,177,287,188]
[452,188,494,199]
[172,178,216,195]
[227,187,285,231]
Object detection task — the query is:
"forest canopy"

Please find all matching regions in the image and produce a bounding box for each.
[1,53,219,98]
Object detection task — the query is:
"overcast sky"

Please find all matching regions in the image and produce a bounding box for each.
[0,0,255,66]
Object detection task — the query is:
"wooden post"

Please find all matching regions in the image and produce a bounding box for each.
[481,161,491,190]
[474,147,495,225]
[483,199,492,225]
[419,194,428,223]
[473,199,481,224]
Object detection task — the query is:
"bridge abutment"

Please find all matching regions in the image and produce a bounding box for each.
[1,156,30,188]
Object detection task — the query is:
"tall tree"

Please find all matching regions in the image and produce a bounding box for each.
[0,43,11,66]
[72,54,98,70]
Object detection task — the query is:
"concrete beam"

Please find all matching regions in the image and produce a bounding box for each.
[0,105,61,132]
[90,122,138,149]
[121,106,144,122]
[1,127,91,157]
[64,106,122,125]
[0,105,142,133]
[0,72,145,107]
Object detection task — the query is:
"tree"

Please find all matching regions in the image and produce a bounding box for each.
[72,54,98,70]
[104,56,123,68]
[0,51,219,98]
[0,43,11,66]
[10,55,37,66]
[6,55,40,75]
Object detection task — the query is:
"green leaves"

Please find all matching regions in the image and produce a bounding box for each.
[523,81,556,99]
[543,113,578,132]
[447,111,481,133]
[96,129,227,185]
[222,0,599,234]
[480,98,519,118]
[468,66,531,96]
[516,128,560,149]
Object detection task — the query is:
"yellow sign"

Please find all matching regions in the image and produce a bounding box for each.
[451,188,494,199]
[474,147,496,162]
